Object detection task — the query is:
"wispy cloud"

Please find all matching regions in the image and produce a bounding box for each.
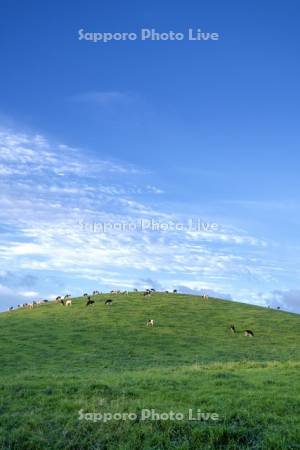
[0,126,295,311]
[256,289,300,313]
[17,290,39,298]
[0,128,142,177]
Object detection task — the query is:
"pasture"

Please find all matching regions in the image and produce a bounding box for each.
[0,292,299,449]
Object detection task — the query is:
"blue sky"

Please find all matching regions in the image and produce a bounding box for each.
[0,0,300,312]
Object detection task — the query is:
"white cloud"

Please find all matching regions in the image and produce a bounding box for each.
[260,289,300,313]
[0,128,142,178]
[0,125,293,311]
[18,290,39,298]
[1,243,45,256]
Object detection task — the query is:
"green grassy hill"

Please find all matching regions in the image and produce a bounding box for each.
[0,293,299,449]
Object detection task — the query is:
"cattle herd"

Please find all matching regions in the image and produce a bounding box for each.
[6,290,255,336]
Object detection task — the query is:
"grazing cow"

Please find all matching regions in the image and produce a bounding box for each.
[8,306,14,311]
[230,325,236,333]
[146,319,154,327]
[86,298,95,307]
[244,330,254,337]
[173,289,178,293]
[143,291,151,297]
[105,299,113,305]
[65,300,72,306]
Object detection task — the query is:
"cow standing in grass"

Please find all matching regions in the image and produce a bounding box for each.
[146,319,154,327]
[86,297,95,307]
[105,299,113,305]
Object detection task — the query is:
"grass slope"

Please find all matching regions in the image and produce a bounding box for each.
[0,293,299,449]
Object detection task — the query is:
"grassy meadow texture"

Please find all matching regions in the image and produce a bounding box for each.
[0,293,299,449]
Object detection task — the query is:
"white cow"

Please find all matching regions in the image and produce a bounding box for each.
[146,319,154,327]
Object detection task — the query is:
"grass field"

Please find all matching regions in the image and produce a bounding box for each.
[0,292,299,449]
